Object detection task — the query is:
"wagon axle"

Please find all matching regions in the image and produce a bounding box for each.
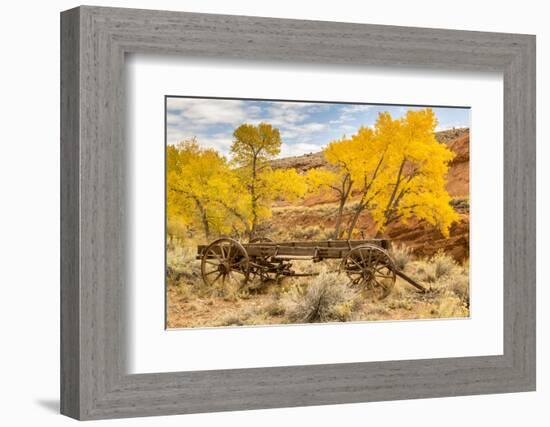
[197,237,426,299]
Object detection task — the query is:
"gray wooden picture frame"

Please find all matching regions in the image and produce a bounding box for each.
[60,5,536,421]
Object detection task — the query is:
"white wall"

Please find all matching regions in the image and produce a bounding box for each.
[0,0,546,425]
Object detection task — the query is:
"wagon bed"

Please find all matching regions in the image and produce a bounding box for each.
[197,239,391,261]
[196,237,425,299]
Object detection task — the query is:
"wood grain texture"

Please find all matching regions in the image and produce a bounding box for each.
[60,7,80,419]
[60,6,536,420]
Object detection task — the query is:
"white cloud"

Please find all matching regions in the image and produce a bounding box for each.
[167,98,249,126]
[262,102,312,126]
[167,99,330,141]
[166,98,369,159]
[166,113,181,126]
[197,135,233,156]
[336,104,373,123]
[435,122,469,132]
[302,122,327,132]
[167,129,233,156]
[280,142,322,158]
[342,105,373,113]
[167,128,188,145]
[278,122,328,141]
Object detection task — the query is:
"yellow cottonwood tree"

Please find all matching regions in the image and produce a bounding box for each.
[323,108,458,238]
[306,166,352,239]
[371,109,458,236]
[340,127,392,238]
[167,140,248,239]
[312,127,392,239]
[232,123,306,237]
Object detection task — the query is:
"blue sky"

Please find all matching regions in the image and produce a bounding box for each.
[166,97,470,159]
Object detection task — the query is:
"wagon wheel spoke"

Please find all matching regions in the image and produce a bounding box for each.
[220,244,228,260]
[204,269,219,276]
[366,248,372,267]
[373,265,391,274]
[347,271,363,279]
[347,256,362,270]
[345,261,363,275]
[230,258,245,268]
[346,270,364,285]
[364,277,375,290]
[210,272,223,284]
[373,277,387,289]
[341,244,396,299]
[358,249,366,265]
[207,248,224,263]
[229,247,238,264]
[350,276,363,285]
[201,238,250,288]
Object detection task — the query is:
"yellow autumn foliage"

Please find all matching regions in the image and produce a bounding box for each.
[167,140,249,238]
[322,108,459,237]
[167,123,306,240]
[167,108,458,242]
[231,123,306,236]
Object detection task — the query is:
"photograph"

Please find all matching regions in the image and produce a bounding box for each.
[165,96,471,328]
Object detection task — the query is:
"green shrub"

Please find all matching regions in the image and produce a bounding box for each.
[391,244,413,271]
[441,273,470,305]
[282,269,359,323]
[263,299,286,316]
[414,261,437,283]
[431,250,457,279]
[166,245,200,285]
[436,292,469,318]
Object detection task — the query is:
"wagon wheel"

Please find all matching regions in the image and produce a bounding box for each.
[340,244,396,300]
[201,238,250,288]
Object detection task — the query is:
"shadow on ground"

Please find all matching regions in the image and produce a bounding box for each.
[35,399,59,414]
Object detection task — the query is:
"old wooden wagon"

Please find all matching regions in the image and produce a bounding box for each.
[197,237,426,299]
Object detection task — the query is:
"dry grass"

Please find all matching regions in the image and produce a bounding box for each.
[166,241,470,328]
[391,244,413,271]
[432,250,458,278]
[439,267,470,306]
[166,244,200,286]
[290,225,327,241]
[281,269,360,323]
[412,250,458,284]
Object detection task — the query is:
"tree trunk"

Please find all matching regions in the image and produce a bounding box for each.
[334,197,345,238]
[194,199,210,240]
[333,174,352,239]
[383,157,406,224]
[250,153,258,238]
[201,211,210,239]
[346,203,364,239]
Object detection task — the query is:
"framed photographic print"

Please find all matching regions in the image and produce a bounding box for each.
[164,95,471,330]
[61,6,536,420]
